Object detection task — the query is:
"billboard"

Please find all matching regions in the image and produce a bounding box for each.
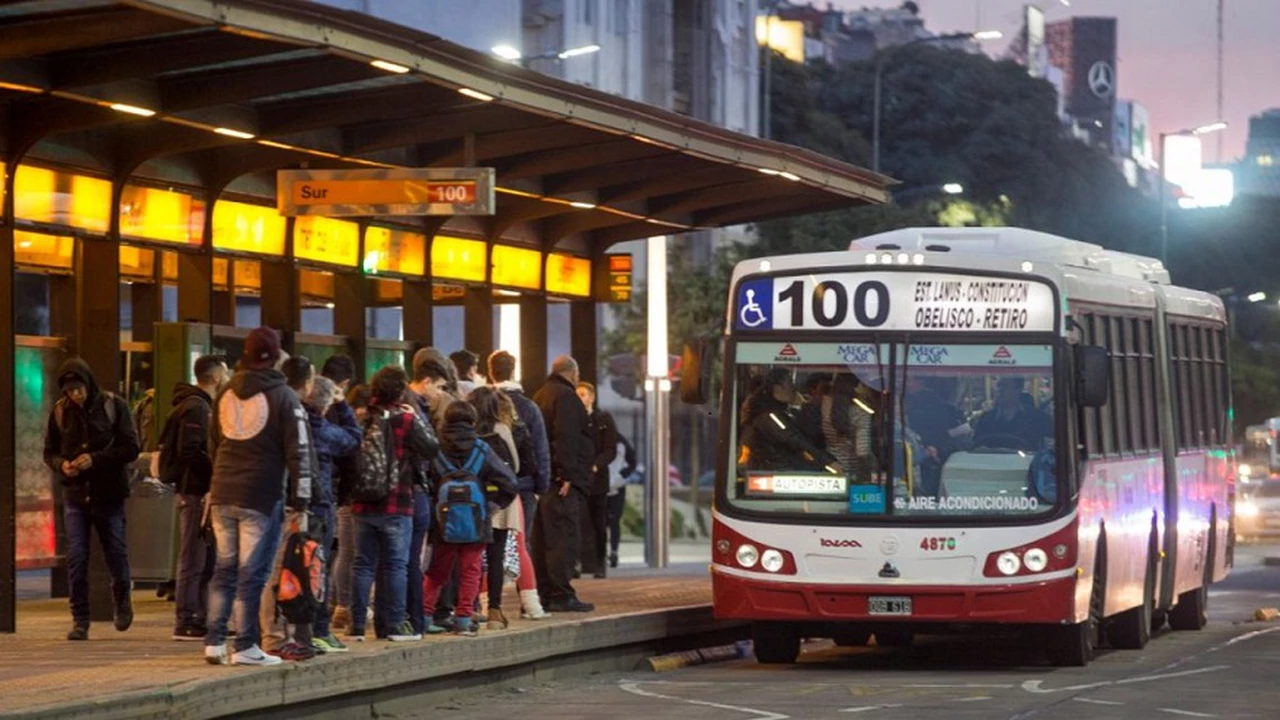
[1130,102,1154,168]
[1163,134,1203,189]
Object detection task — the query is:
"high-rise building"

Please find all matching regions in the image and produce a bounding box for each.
[1240,109,1280,198]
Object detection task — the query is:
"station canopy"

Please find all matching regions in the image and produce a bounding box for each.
[0,0,888,251]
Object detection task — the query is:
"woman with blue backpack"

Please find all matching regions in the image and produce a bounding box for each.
[422,401,518,636]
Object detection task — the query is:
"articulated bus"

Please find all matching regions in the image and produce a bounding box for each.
[699,227,1233,667]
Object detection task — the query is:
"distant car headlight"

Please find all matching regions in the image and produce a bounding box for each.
[996,551,1022,576]
[736,543,759,568]
[1238,500,1259,519]
[761,549,785,573]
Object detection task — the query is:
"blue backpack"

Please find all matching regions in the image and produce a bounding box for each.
[436,440,490,544]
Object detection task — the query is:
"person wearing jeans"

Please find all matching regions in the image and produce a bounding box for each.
[206,502,283,657]
[348,365,438,642]
[44,357,141,641]
[405,489,432,634]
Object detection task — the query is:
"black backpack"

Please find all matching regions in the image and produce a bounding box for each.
[351,410,411,504]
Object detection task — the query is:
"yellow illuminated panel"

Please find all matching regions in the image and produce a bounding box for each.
[490,244,542,291]
[545,253,592,297]
[14,230,74,270]
[213,258,263,291]
[119,245,156,280]
[294,216,359,267]
[212,200,286,257]
[162,251,178,282]
[119,185,205,247]
[755,17,806,63]
[373,278,403,303]
[431,235,487,283]
[14,165,111,233]
[299,269,335,301]
[364,226,426,276]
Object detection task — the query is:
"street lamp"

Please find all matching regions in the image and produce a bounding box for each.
[872,31,1003,173]
[491,43,601,67]
[1158,120,1228,266]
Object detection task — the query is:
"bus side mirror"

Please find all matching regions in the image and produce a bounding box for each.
[1075,345,1110,408]
[680,339,715,405]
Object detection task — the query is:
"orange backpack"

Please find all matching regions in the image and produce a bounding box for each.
[276,531,325,624]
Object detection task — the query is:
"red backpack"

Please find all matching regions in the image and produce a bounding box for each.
[276,531,325,624]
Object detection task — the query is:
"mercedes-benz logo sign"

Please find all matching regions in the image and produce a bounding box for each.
[1088,61,1115,99]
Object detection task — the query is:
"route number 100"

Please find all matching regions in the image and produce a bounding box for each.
[777,279,890,328]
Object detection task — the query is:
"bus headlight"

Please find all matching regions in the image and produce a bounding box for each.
[1023,547,1049,573]
[996,551,1022,576]
[760,549,785,573]
[736,543,760,568]
[1237,500,1259,519]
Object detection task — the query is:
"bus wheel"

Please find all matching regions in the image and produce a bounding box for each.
[752,623,800,664]
[1170,537,1213,631]
[873,629,914,648]
[1109,549,1155,650]
[832,629,871,647]
[1047,544,1105,667]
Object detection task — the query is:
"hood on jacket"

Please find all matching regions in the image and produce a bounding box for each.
[56,358,100,401]
[439,420,477,460]
[225,368,287,400]
[171,382,211,407]
[741,391,786,426]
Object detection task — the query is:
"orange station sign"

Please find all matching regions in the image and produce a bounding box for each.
[277,168,494,217]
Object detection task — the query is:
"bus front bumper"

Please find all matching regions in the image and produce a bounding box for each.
[712,567,1077,624]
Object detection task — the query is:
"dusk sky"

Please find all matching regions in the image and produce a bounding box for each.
[828,0,1280,161]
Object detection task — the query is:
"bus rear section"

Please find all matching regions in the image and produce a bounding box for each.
[703,227,1230,667]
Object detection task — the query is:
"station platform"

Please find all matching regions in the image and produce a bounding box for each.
[0,545,722,720]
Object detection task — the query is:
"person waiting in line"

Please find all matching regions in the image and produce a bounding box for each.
[407,348,458,633]
[972,376,1053,451]
[204,327,312,666]
[532,355,597,613]
[738,368,840,474]
[44,357,141,641]
[303,375,361,653]
[488,350,551,552]
[821,373,876,483]
[422,401,518,636]
[576,382,618,579]
[469,387,549,627]
[451,349,483,396]
[158,354,229,641]
[605,434,637,570]
[349,365,439,643]
[329,382,369,633]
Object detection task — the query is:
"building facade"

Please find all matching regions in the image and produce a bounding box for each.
[1240,109,1280,198]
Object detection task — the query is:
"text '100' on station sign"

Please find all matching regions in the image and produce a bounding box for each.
[277,168,495,217]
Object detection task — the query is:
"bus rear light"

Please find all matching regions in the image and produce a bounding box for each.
[983,520,1077,578]
[713,520,797,575]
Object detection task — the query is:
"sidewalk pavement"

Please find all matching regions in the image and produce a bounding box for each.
[0,543,717,719]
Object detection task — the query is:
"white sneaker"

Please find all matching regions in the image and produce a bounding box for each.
[204,644,228,665]
[231,644,283,666]
[520,589,551,620]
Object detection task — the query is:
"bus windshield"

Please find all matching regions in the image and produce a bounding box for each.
[725,341,1058,520]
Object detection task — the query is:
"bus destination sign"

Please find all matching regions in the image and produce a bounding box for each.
[734,272,1055,333]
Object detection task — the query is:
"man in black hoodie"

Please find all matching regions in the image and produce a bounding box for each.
[531,355,595,612]
[203,327,312,667]
[43,357,141,641]
[159,355,229,641]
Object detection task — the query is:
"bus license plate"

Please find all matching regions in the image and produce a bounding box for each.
[868,596,912,616]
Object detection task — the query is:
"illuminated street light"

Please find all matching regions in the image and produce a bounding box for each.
[1159,120,1227,264]
[491,43,601,66]
[1247,292,1266,303]
[491,45,521,61]
[943,183,964,194]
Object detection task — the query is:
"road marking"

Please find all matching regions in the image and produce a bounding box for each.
[954,696,991,702]
[1022,664,1226,694]
[619,681,790,720]
[903,683,1015,689]
[1220,624,1280,648]
[1158,709,1216,718]
[840,705,903,713]
[1073,698,1124,706]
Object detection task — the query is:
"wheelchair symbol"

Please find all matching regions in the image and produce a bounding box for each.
[739,289,768,328]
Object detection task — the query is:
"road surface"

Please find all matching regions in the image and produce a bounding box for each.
[424,541,1280,720]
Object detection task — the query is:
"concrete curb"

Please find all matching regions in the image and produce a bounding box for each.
[4,604,744,720]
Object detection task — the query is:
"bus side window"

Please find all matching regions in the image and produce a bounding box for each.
[1098,315,1117,457]
[1139,319,1158,450]
[1079,312,1102,457]
[1109,316,1129,454]
[1212,328,1228,445]
[1189,326,1207,448]
[1125,317,1143,452]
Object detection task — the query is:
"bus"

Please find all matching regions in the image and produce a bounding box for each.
[1240,420,1280,484]
[693,227,1234,667]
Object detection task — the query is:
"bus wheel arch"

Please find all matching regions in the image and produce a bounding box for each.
[1108,527,1157,650]
[1046,536,1105,667]
[1170,510,1213,631]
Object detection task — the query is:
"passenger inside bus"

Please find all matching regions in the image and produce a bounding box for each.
[819,374,877,483]
[738,368,841,474]
[972,376,1053,451]
[903,377,969,497]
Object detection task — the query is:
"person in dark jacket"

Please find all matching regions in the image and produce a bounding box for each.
[327,379,366,634]
[159,355,229,641]
[43,357,141,641]
[304,375,360,653]
[422,401,518,636]
[488,350,551,552]
[739,368,840,474]
[531,355,596,613]
[203,327,313,667]
[349,365,440,643]
[575,382,618,579]
[406,347,458,632]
